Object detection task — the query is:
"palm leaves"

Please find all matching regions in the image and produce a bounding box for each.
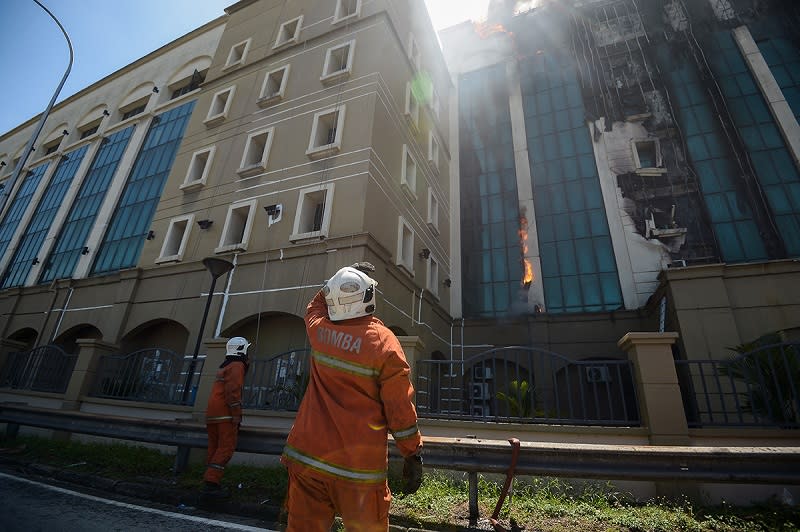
[496,379,533,418]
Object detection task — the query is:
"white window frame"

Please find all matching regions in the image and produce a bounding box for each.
[320,39,355,85]
[427,187,439,234]
[405,82,420,129]
[333,0,362,23]
[224,38,251,70]
[215,199,258,254]
[431,87,440,119]
[401,144,417,199]
[181,146,216,191]
[258,64,291,107]
[156,214,194,264]
[631,138,663,171]
[396,216,415,275]
[428,131,440,171]
[290,183,335,243]
[306,105,346,159]
[274,15,303,49]
[238,127,275,177]
[77,118,102,141]
[408,32,421,71]
[204,86,236,127]
[426,254,439,297]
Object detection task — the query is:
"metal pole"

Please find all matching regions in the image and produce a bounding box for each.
[0,0,74,217]
[181,275,218,404]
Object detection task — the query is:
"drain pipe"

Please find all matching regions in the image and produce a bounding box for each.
[214,253,238,338]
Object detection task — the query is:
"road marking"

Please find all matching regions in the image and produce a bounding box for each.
[0,472,274,531]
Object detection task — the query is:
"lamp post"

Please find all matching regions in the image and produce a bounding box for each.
[0,0,73,216]
[181,257,234,404]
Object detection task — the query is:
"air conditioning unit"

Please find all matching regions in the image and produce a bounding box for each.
[471,382,490,400]
[585,366,611,383]
[472,366,493,380]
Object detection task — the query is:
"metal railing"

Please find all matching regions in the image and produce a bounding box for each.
[89,348,203,405]
[416,346,640,426]
[676,343,800,428]
[242,348,310,411]
[0,345,77,393]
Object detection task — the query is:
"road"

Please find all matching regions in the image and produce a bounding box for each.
[0,471,277,532]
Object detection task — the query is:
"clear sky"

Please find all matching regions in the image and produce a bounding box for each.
[0,0,490,135]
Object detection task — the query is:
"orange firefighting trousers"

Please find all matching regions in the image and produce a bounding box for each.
[204,422,239,484]
[285,464,391,532]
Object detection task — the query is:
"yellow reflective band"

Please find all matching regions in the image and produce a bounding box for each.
[392,424,419,440]
[312,351,378,378]
[282,445,386,483]
[206,415,234,421]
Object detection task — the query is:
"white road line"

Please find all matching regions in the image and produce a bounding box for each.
[0,472,274,531]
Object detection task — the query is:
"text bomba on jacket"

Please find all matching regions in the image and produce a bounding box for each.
[317,326,363,354]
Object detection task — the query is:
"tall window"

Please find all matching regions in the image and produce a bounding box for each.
[91,101,195,275]
[40,127,134,283]
[1,146,88,288]
[520,53,623,313]
[0,163,50,260]
[459,65,523,318]
[291,184,334,242]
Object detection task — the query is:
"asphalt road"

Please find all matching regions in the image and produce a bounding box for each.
[0,471,277,532]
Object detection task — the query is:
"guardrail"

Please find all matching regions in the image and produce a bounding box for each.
[2,402,799,519]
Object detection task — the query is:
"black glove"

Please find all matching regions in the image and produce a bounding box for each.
[350,262,376,275]
[402,454,423,494]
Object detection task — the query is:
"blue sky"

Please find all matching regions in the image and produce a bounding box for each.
[0,0,490,135]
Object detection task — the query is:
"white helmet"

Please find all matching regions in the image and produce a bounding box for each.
[226,336,251,357]
[323,266,378,321]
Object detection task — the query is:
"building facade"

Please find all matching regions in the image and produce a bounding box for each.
[0,0,454,364]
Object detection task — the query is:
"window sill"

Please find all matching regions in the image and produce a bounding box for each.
[396,262,415,278]
[401,182,417,201]
[289,230,327,244]
[427,221,439,235]
[306,143,341,160]
[215,243,247,254]
[237,164,266,178]
[332,14,359,25]
[204,115,227,128]
[257,93,284,108]
[635,167,667,176]
[222,61,245,72]
[320,69,351,86]
[179,180,205,192]
[273,38,297,50]
[155,255,183,265]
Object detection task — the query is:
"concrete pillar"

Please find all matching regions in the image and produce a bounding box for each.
[618,332,688,445]
[191,338,228,421]
[62,339,119,410]
[397,335,425,383]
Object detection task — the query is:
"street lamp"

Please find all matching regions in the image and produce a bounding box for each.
[0,0,73,216]
[181,257,234,404]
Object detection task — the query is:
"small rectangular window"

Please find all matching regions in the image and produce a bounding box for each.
[291,183,334,242]
[321,40,355,84]
[632,138,662,172]
[427,187,439,234]
[274,15,303,48]
[171,70,206,100]
[156,214,193,263]
[181,146,215,191]
[333,0,361,23]
[428,131,440,171]
[238,127,275,177]
[43,140,61,155]
[408,33,421,71]
[258,65,290,107]
[225,39,251,69]
[396,216,414,274]
[121,101,147,121]
[405,82,420,129]
[216,200,257,253]
[79,121,100,139]
[204,86,236,127]
[401,144,417,198]
[307,106,346,159]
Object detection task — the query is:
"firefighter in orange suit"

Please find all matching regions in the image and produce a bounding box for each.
[281,263,423,532]
[203,336,250,497]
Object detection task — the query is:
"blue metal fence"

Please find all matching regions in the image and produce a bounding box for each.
[242,348,310,411]
[0,345,77,393]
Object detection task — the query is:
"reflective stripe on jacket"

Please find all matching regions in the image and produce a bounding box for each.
[282,291,422,484]
[205,359,246,424]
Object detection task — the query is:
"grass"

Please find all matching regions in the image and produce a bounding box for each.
[1,435,798,531]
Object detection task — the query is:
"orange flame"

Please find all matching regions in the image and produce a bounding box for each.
[518,216,534,286]
[474,21,513,40]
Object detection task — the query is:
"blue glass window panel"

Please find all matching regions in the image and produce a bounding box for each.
[493,253,508,282]
[580,274,602,308]
[562,276,582,309]
[493,283,510,313]
[91,102,194,275]
[589,210,609,236]
[544,277,562,311]
[537,216,554,243]
[571,210,590,238]
[599,273,623,307]
[575,238,596,274]
[556,240,577,275]
[553,213,572,241]
[1,148,88,288]
[0,163,49,259]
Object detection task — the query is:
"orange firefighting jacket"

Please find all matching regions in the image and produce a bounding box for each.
[205,358,246,424]
[282,291,422,484]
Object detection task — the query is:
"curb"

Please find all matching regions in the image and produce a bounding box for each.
[0,455,446,532]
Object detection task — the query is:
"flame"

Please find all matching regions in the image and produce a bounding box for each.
[518,216,534,286]
[473,21,513,40]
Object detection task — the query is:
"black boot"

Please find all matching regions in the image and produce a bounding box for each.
[201,481,230,498]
